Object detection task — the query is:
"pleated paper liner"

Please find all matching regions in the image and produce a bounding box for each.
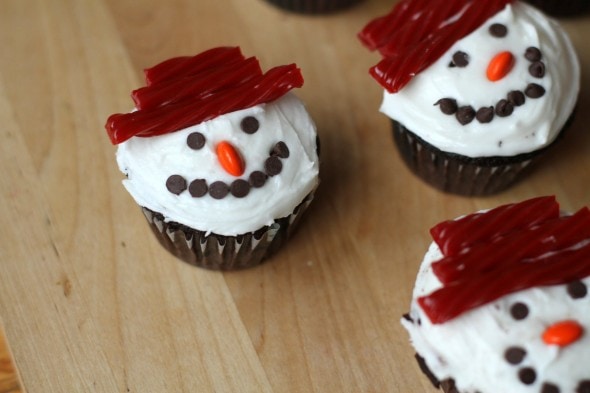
[523,0,590,17]
[263,0,363,14]
[391,117,572,196]
[142,192,315,270]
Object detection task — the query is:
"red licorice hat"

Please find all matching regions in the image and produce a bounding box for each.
[105,47,303,145]
[358,0,514,93]
[418,196,590,324]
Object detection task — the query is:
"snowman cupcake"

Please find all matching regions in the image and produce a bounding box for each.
[106,47,320,270]
[358,0,580,195]
[402,196,590,392]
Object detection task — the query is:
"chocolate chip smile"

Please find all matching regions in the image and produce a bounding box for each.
[435,46,546,126]
[165,141,290,199]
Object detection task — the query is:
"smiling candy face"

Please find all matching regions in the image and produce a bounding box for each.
[116,93,319,236]
[380,2,579,157]
[403,243,590,393]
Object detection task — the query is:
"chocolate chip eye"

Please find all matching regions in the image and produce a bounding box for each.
[187,132,206,150]
[489,23,508,38]
[510,302,529,320]
[450,51,470,68]
[567,281,588,299]
[240,116,259,134]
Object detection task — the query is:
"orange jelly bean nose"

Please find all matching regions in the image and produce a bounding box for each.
[216,141,245,177]
[542,320,584,347]
[487,51,515,82]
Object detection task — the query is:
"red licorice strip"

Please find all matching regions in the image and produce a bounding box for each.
[432,207,590,284]
[132,57,262,110]
[418,242,590,324]
[358,0,431,50]
[360,0,513,93]
[106,64,303,144]
[144,47,244,85]
[377,0,467,58]
[430,196,559,257]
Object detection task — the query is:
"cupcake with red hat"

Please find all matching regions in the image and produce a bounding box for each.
[359,0,579,195]
[106,47,320,270]
[402,196,590,392]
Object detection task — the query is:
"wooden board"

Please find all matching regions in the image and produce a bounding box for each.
[1,0,589,391]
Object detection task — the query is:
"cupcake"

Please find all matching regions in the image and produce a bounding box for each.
[523,0,590,17]
[105,47,320,270]
[402,196,590,392]
[262,0,363,14]
[358,0,580,195]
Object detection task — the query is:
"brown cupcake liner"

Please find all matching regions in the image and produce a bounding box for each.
[263,0,363,14]
[523,0,590,17]
[391,119,569,196]
[414,353,461,393]
[141,191,315,270]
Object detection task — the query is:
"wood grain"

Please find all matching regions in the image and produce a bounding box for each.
[0,328,20,393]
[0,0,589,392]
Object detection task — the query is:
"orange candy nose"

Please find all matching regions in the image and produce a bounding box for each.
[542,320,584,347]
[487,51,515,82]
[216,141,245,177]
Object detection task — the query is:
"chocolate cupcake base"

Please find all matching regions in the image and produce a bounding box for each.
[142,192,315,270]
[414,354,461,393]
[263,0,363,14]
[524,0,590,17]
[391,119,569,196]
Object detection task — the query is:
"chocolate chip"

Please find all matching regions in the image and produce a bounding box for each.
[510,302,529,320]
[529,61,546,78]
[577,380,590,393]
[435,98,458,115]
[249,171,267,188]
[525,47,542,62]
[187,132,206,150]
[265,156,283,176]
[504,347,526,365]
[476,107,494,123]
[525,83,546,99]
[518,367,536,385]
[508,90,526,106]
[495,99,514,117]
[456,106,475,125]
[542,383,560,393]
[209,181,229,199]
[188,179,208,197]
[166,175,187,195]
[271,141,290,158]
[568,281,588,299]
[489,23,508,37]
[452,51,469,67]
[240,116,259,134]
[230,179,250,198]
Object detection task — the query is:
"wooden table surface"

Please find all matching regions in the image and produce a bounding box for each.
[1,1,589,392]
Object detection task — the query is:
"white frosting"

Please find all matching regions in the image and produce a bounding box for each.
[380,2,580,157]
[402,241,590,392]
[116,93,319,236]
